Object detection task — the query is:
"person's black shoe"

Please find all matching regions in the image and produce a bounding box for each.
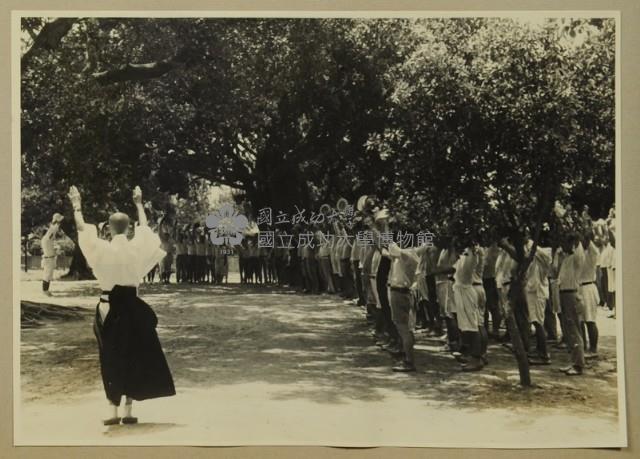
[392,362,416,372]
[452,351,468,364]
[529,355,551,365]
[461,358,484,372]
[384,343,402,354]
[122,416,138,425]
[102,417,121,426]
[564,366,583,376]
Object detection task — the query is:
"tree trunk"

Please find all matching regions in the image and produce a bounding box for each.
[23,240,29,273]
[62,242,95,280]
[506,277,531,386]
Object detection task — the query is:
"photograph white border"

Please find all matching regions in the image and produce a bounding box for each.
[11,9,626,448]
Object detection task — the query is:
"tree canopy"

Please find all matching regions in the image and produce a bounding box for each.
[21,17,614,239]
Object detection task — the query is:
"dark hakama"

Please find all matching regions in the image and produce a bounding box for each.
[93,285,175,406]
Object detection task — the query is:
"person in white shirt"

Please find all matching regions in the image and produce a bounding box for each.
[494,243,517,344]
[317,225,336,293]
[452,245,483,371]
[68,185,175,425]
[41,213,64,296]
[387,237,423,372]
[557,233,586,376]
[482,241,501,339]
[470,242,489,363]
[524,240,552,364]
[578,232,601,356]
[547,245,561,336]
[433,239,460,352]
[603,229,616,318]
[373,211,400,355]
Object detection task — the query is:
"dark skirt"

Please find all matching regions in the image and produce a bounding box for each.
[93,285,176,406]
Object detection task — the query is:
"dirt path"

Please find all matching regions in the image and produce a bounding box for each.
[17,277,624,447]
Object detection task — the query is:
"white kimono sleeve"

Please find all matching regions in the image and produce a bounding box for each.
[77,224,108,270]
[130,225,167,280]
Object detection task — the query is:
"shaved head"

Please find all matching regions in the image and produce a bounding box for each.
[109,212,130,236]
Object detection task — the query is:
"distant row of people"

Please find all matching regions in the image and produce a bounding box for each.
[144,225,229,285]
[247,197,617,376]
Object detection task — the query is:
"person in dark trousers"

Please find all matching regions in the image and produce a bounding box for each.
[41,213,64,295]
[68,185,175,425]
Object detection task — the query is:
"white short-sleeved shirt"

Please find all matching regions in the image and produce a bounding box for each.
[453,250,476,286]
[579,241,599,283]
[558,243,586,291]
[78,224,166,291]
[41,227,57,257]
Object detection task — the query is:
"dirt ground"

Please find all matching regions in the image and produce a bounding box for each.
[16,271,624,447]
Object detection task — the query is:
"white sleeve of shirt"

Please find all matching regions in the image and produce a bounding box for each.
[389,243,419,263]
[461,252,476,277]
[586,241,599,266]
[534,247,552,272]
[573,242,586,271]
[388,242,401,258]
[611,247,616,270]
[77,224,109,269]
[130,225,166,279]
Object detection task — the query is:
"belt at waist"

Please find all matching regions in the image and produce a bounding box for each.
[368,275,376,279]
[502,281,511,286]
[42,255,56,259]
[472,282,483,286]
[99,290,111,303]
[100,286,137,300]
[389,286,411,294]
[581,281,596,286]
[560,289,578,293]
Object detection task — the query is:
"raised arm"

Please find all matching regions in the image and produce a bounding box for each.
[432,250,456,275]
[43,217,61,240]
[67,186,87,232]
[132,186,148,227]
[497,238,518,261]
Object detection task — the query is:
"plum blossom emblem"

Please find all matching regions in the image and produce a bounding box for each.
[205,204,249,246]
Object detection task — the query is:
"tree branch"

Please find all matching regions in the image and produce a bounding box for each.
[22,18,78,70]
[25,26,38,42]
[92,59,180,85]
[521,177,554,274]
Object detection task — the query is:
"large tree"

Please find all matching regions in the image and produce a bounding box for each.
[21,17,409,275]
[381,18,614,385]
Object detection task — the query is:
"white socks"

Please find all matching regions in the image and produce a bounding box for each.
[124,398,133,417]
[109,403,118,419]
[107,398,133,420]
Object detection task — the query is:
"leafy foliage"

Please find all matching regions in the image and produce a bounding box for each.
[21,17,614,247]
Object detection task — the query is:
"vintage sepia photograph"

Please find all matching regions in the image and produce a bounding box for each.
[13,11,625,447]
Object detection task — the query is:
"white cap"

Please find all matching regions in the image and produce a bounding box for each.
[374,208,390,222]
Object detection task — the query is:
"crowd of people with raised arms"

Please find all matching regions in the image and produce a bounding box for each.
[131,195,617,375]
[36,188,616,423]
